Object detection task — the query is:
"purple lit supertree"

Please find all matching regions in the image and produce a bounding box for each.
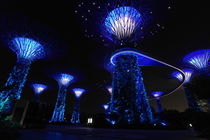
[71,88,85,124]
[183,49,210,73]
[151,91,164,113]
[0,37,45,116]
[172,69,200,112]
[31,84,47,101]
[50,73,74,122]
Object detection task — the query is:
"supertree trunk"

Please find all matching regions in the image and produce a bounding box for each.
[71,98,80,124]
[50,86,67,122]
[107,54,153,124]
[184,86,200,112]
[0,58,31,117]
[156,98,163,113]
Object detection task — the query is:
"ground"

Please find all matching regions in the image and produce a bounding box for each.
[16,126,206,140]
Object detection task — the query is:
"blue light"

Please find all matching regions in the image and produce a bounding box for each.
[161,122,167,126]
[11,37,45,61]
[56,73,74,86]
[110,50,160,66]
[172,69,194,83]
[151,91,164,98]
[32,84,47,95]
[183,49,210,70]
[72,88,85,98]
[103,104,109,110]
[50,73,74,122]
[105,6,142,40]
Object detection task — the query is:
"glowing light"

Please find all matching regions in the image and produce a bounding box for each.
[50,73,74,122]
[106,86,112,94]
[72,88,85,98]
[161,122,167,126]
[87,118,93,124]
[172,69,194,83]
[57,73,74,86]
[151,91,164,98]
[183,49,210,70]
[11,37,45,61]
[0,37,46,116]
[110,50,159,66]
[32,84,47,95]
[103,104,109,110]
[105,6,141,40]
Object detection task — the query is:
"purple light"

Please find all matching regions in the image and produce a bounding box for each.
[172,69,194,83]
[183,49,210,70]
[32,84,47,95]
[151,91,164,98]
[72,88,85,98]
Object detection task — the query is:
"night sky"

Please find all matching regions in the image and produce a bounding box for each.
[0,0,209,115]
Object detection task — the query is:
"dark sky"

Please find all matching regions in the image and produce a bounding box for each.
[0,0,209,115]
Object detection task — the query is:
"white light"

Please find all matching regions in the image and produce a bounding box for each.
[189,123,193,127]
[87,118,93,124]
[107,87,112,94]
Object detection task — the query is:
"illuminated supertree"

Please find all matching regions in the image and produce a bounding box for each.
[71,88,85,124]
[183,49,210,73]
[107,51,154,124]
[74,1,175,124]
[0,37,45,116]
[151,91,164,113]
[31,84,47,101]
[172,69,200,111]
[103,6,155,125]
[104,6,142,42]
[50,73,74,122]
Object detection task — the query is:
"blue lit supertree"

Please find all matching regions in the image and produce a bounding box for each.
[103,6,154,125]
[172,69,200,111]
[50,73,74,122]
[107,51,154,124]
[151,91,164,113]
[0,37,45,116]
[74,1,175,125]
[183,49,210,111]
[71,88,85,124]
[183,49,210,74]
[31,84,47,101]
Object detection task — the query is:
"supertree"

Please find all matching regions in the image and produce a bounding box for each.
[172,69,200,112]
[183,49,210,74]
[50,73,74,122]
[74,1,177,125]
[0,37,45,116]
[31,84,47,101]
[71,88,85,124]
[183,49,210,111]
[151,91,164,113]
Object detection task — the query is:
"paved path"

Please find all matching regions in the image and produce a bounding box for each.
[17,126,207,140]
